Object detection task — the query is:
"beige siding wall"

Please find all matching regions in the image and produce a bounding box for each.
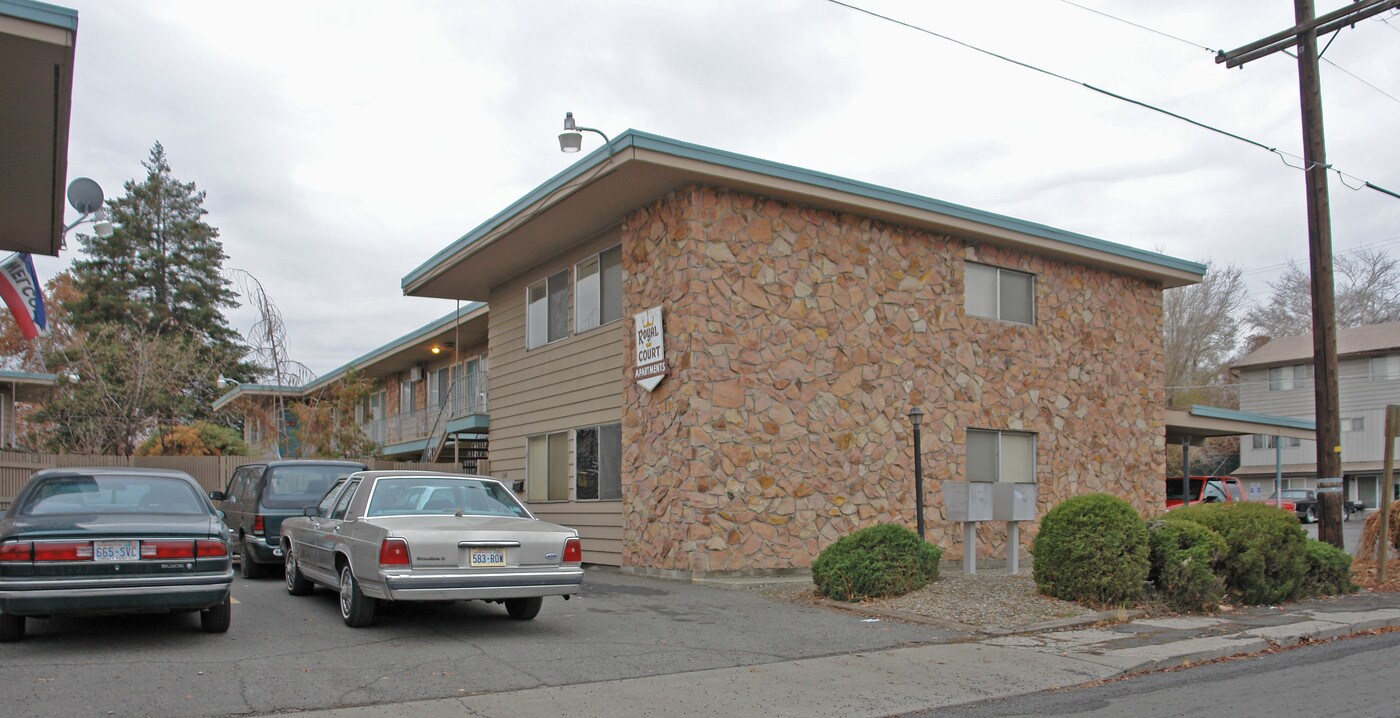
[485,226,627,565]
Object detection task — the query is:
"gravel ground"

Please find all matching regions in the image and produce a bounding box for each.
[748,567,1097,629]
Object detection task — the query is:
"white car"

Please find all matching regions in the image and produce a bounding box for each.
[280,471,583,627]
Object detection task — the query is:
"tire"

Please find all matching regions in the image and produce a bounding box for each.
[284,547,314,596]
[505,596,543,621]
[0,612,24,642]
[339,564,376,627]
[1304,507,1316,524]
[200,594,231,633]
[239,538,262,579]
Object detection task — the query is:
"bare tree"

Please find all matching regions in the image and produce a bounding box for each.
[1164,262,1248,408]
[225,268,315,457]
[1245,247,1400,336]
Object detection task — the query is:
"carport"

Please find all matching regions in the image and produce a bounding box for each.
[1165,404,1317,504]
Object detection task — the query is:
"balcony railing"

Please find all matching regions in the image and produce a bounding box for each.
[360,370,488,448]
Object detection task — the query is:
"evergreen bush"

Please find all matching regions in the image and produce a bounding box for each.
[811,523,942,602]
[1301,538,1354,597]
[1170,502,1308,605]
[1031,493,1149,608]
[1146,518,1227,612]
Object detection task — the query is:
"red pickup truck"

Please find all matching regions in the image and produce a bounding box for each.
[1164,476,1245,509]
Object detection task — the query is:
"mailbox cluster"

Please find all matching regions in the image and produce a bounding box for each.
[943,481,1038,574]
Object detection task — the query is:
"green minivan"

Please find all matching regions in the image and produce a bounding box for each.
[213,460,366,578]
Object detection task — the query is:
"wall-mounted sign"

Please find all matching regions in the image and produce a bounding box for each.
[634,306,667,392]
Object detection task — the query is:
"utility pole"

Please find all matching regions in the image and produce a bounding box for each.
[1217,0,1400,549]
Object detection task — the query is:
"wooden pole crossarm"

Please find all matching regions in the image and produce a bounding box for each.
[1217,0,1400,68]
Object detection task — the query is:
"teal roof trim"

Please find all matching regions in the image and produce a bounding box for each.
[0,0,78,30]
[1190,404,1316,431]
[301,302,487,393]
[0,370,56,383]
[403,130,1207,289]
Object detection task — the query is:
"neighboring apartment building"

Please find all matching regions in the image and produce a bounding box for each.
[1233,321,1400,507]
[0,370,58,449]
[213,304,491,467]
[402,130,1205,574]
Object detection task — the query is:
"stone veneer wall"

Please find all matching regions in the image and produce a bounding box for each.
[620,184,1165,575]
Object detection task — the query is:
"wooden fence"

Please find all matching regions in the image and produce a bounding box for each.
[0,452,458,510]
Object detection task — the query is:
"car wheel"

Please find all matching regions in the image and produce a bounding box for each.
[505,597,543,621]
[200,594,231,633]
[0,612,24,642]
[1304,507,1316,523]
[239,539,262,579]
[285,548,314,596]
[339,564,376,627]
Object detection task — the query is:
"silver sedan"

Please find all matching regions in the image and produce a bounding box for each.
[279,471,582,627]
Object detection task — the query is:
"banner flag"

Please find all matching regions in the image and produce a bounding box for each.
[0,253,47,340]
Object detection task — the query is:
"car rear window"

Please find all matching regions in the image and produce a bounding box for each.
[261,466,359,508]
[20,475,205,515]
[365,478,530,518]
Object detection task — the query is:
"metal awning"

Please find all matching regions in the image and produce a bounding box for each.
[1166,404,1316,445]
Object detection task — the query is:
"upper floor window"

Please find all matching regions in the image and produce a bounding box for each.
[1252,435,1301,449]
[1342,417,1366,432]
[965,262,1034,325]
[966,429,1036,482]
[576,245,623,334]
[1372,354,1400,381]
[1268,364,1310,391]
[527,269,570,349]
[399,378,414,413]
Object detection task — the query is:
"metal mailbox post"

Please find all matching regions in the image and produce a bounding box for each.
[944,481,994,573]
[992,483,1037,574]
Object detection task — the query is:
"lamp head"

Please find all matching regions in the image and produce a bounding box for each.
[93,208,114,238]
[907,406,924,428]
[559,111,583,152]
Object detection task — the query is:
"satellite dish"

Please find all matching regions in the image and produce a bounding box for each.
[67,177,105,214]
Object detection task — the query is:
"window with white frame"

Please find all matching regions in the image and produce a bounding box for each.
[575,423,622,501]
[1342,417,1366,432]
[1251,434,1301,449]
[966,429,1036,482]
[399,378,414,413]
[576,245,623,333]
[526,269,570,349]
[1372,354,1400,381]
[1268,364,1311,391]
[526,431,570,501]
[428,367,450,406]
[965,262,1034,325]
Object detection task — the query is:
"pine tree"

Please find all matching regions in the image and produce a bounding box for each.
[35,143,258,452]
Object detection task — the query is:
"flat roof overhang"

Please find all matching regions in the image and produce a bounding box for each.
[404,131,1206,301]
[301,303,489,393]
[1166,404,1316,445]
[0,1,78,257]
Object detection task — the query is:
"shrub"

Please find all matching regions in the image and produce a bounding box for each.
[1032,493,1149,608]
[1147,518,1227,612]
[812,523,942,602]
[1170,502,1308,605]
[1301,539,1354,596]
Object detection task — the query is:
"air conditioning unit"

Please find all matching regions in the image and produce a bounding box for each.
[409,366,423,382]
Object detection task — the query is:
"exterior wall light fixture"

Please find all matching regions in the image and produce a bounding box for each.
[558,112,610,153]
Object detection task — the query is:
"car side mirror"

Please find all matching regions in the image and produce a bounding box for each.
[217,509,227,521]
[208,491,225,502]
[303,506,319,517]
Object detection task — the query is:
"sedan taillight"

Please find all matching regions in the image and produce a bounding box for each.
[141,541,195,559]
[563,537,582,565]
[197,540,228,557]
[0,542,32,562]
[379,538,411,567]
[33,541,93,561]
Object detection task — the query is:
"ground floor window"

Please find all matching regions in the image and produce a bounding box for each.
[1252,435,1301,449]
[966,429,1035,482]
[526,432,570,501]
[575,423,622,500]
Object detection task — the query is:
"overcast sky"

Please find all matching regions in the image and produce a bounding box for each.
[43,0,1400,376]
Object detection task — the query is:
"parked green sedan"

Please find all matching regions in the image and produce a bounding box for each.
[0,468,234,642]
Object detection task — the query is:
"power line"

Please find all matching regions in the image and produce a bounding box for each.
[1240,235,1400,277]
[823,0,1400,201]
[1056,0,1400,109]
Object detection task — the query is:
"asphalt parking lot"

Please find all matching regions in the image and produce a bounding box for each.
[0,568,960,718]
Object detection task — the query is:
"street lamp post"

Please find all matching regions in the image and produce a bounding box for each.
[557,112,611,153]
[909,407,925,540]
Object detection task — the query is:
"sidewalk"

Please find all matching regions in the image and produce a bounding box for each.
[272,589,1400,718]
